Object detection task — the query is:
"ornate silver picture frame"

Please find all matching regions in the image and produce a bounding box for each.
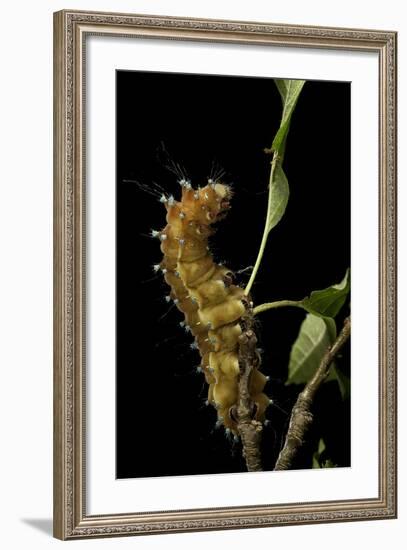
[53,9,397,540]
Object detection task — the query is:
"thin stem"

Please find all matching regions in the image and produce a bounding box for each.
[244,154,278,296]
[253,300,304,316]
[274,316,351,470]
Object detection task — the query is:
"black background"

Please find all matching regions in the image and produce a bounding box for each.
[116,70,350,478]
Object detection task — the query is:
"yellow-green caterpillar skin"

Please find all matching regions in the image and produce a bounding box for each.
[156,181,269,434]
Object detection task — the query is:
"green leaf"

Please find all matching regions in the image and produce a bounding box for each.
[265,164,289,234]
[317,438,326,454]
[287,314,337,385]
[302,269,350,318]
[272,79,306,156]
[264,79,306,236]
[274,79,288,101]
[312,438,326,468]
[312,455,321,469]
[312,438,336,468]
[331,364,351,401]
[244,79,305,295]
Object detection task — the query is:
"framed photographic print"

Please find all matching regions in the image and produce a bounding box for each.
[53,9,397,540]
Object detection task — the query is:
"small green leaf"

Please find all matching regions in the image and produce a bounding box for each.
[274,79,288,100]
[244,79,305,295]
[331,364,351,400]
[312,455,320,469]
[317,438,326,455]
[287,314,337,385]
[312,438,326,468]
[312,439,336,468]
[272,79,306,156]
[265,164,289,234]
[302,269,350,318]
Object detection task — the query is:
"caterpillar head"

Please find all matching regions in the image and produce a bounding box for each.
[175,181,232,226]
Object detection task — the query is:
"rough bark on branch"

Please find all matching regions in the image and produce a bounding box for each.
[236,329,263,472]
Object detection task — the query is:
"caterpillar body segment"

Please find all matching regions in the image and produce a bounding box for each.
[157,181,269,434]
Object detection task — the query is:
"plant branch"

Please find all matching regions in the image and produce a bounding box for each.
[244,154,279,296]
[236,329,263,472]
[253,299,304,316]
[274,316,351,471]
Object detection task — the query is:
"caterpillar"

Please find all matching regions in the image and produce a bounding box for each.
[152,178,269,435]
